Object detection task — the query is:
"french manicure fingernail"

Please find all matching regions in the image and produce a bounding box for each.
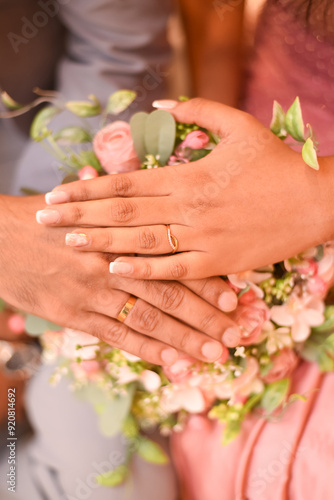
[109,262,133,275]
[218,291,238,312]
[66,233,90,247]
[36,209,61,224]
[161,348,179,365]
[222,327,241,348]
[152,99,178,109]
[45,191,70,205]
[201,341,223,361]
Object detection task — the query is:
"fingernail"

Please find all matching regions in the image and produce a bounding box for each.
[218,291,238,312]
[161,348,179,365]
[201,341,223,361]
[36,209,61,224]
[152,99,178,109]
[66,233,90,247]
[45,191,70,205]
[222,327,241,348]
[109,262,133,275]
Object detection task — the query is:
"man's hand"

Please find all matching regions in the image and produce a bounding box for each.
[0,195,240,364]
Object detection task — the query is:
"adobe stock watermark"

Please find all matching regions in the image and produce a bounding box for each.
[248,439,310,495]
[7,0,71,55]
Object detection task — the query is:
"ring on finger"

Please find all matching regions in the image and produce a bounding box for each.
[117,295,138,322]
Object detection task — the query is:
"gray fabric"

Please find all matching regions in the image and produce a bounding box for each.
[10,0,173,194]
[0,1,178,498]
[0,364,178,500]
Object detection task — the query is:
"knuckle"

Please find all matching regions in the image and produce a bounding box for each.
[160,283,185,311]
[104,323,127,346]
[71,204,84,223]
[102,231,113,252]
[141,262,152,279]
[135,306,160,333]
[137,339,151,361]
[138,228,158,250]
[178,329,193,350]
[110,199,137,223]
[199,312,219,334]
[77,182,89,201]
[169,262,188,279]
[112,175,134,197]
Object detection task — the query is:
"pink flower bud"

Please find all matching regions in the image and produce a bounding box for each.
[8,314,25,334]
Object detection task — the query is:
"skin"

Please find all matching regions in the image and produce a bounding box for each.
[41,98,334,280]
[0,194,241,365]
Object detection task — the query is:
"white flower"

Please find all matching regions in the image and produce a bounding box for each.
[270,295,324,342]
[228,270,272,299]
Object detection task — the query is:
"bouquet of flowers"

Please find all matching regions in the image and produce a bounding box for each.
[1,89,334,487]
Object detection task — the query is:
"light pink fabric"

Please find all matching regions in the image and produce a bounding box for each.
[172,2,334,498]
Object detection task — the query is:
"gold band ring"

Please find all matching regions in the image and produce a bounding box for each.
[117,295,137,322]
[166,225,179,254]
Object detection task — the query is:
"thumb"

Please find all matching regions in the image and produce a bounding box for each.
[152,97,250,138]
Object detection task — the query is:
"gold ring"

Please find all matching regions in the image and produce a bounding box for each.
[166,224,179,254]
[117,295,137,322]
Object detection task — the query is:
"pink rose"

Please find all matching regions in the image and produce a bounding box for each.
[182,130,210,149]
[263,349,299,384]
[233,300,270,345]
[78,165,99,180]
[93,121,140,173]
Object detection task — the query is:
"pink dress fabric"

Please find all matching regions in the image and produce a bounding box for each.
[171,2,334,498]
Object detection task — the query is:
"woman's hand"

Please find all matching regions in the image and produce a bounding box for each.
[39,98,334,280]
[0,195,241,365]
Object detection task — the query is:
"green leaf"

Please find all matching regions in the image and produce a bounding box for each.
[66,96,102,117]
[144,110,176,166]
[130,112,149,161]
[122,415,139,439]
[136,438,169,465]
[96,465,129,487]
[54,126,92,145]
[318,350,334,371]
[270,100,287,139]
[261,378,290,414]
[302,137,319,170]
[222,419,242,446]
[30,106,61,141]
[0,298,6,312]
[61,174,80,184]
[76,150,102,171]
[106,90,136,115]
[285,97,305,142]
[20,187,43,196]
[312,306,334,333]
[1,91,23,110]
[25,314,61,336]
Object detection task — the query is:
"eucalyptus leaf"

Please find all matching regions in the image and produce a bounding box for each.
[30,106,61,141]
[0,298,6,312]
[25,314,61,336]
[106,90,136,115]
[97,385,135,437]
[144,110,176,166]
[54,126,92,145]
[285,97,305,142]
[270,100,286,138]
[261,378,290,414]
[302,137,319,170]
[1,91,23,110]
[136,438,169,465]
[96,465,129,487]
[130,112,148,161]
